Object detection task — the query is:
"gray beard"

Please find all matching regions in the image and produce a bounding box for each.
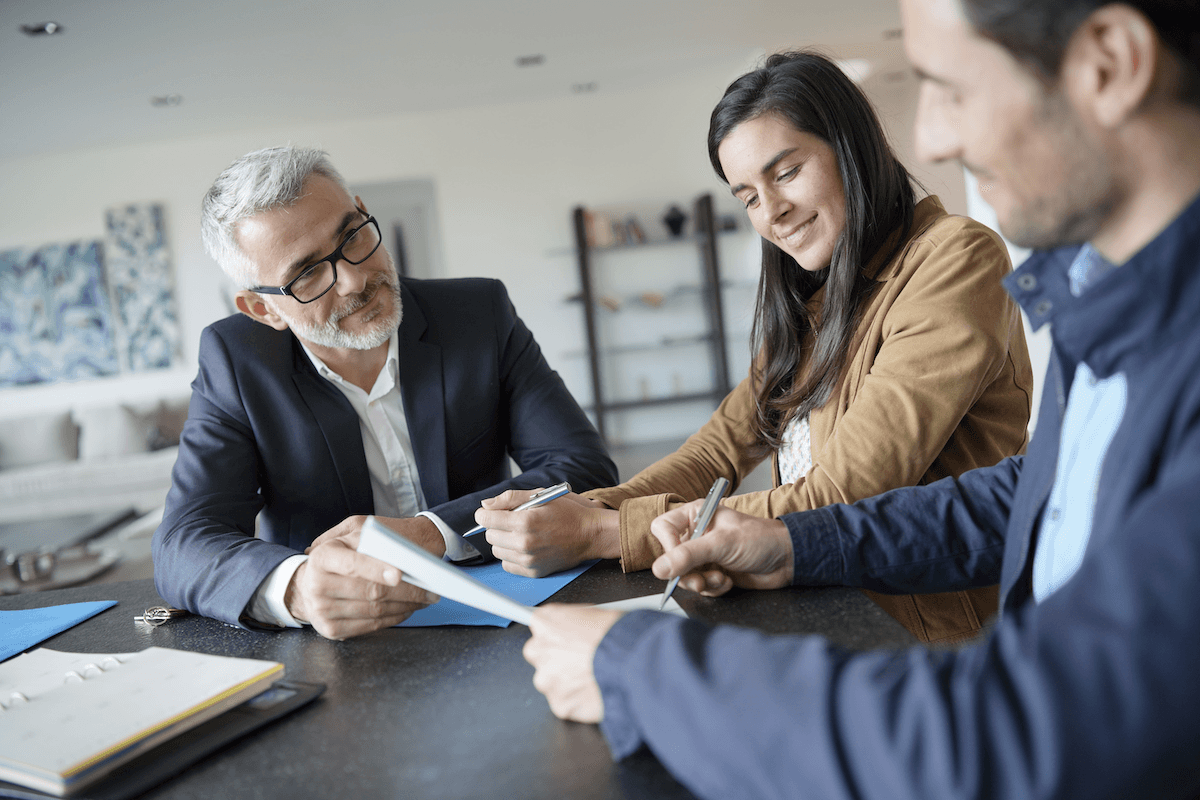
[279,271,403,351]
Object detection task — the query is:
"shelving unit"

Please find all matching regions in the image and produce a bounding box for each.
[571,193,732,444]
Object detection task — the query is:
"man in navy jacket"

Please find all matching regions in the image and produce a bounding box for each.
[523,1,1200,797]
[153,146,615,639]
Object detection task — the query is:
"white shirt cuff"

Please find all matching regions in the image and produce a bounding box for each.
[248,554,309,628]
[417,511,481,562]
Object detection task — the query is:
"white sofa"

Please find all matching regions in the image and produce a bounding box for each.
[0,399,187,525]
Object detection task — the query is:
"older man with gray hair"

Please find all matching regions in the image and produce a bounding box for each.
[153,146,616,640]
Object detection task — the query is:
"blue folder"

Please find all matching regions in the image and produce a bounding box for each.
[398,559,598,627]
[0,600,117,662]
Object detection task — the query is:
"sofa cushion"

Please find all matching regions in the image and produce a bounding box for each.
[75,398,190,460]
[146,399,188,451]
[75,406,154,460]
[0,412,79,470]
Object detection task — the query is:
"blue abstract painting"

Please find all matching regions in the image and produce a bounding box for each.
[0,241,120,386]
[104,204,180,371]
[0,202,180,388]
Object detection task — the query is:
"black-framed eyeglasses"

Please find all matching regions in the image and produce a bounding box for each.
[250,213,382,303]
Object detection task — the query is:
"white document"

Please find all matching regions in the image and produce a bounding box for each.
[596,595,688,617]
[357,517,692,626]
[358,516,535,625]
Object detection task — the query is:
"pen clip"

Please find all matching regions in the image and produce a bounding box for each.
[528,481,570,502]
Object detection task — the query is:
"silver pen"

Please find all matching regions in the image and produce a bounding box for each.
[658,476,730,610]
[462,481,572,539]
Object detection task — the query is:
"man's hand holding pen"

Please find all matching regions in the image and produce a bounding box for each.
[649,503,795,596]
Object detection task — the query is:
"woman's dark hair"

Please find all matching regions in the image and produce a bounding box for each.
[961,0,1200,107]
[708,50,918,451]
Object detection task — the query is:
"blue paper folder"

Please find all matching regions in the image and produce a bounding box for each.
[0,600,117,662]
[398,559,598,627]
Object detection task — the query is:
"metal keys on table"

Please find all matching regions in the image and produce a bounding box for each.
[134,606,188,627]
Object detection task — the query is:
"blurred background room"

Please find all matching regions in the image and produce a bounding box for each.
[0,0,1047,592]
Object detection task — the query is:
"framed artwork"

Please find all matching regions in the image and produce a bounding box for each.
[0,241,120,386]
[104,204,181,371]
[0,203,180,388]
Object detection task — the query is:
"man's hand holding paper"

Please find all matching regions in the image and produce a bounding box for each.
[288,515,445,640]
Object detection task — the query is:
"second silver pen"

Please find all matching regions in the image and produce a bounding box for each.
[462,481,572,538]
[658,476,730,610]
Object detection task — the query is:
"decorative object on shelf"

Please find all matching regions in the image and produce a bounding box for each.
[582,210,615,248]
[582,212,652,249]
[570,193,731,444]
[662,204,687,237]
[638,291,665,308]
[625,216,647,244]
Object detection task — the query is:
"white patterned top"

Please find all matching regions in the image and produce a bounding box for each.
[777,412,813,485]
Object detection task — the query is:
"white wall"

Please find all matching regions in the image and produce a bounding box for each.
[0,56,761,426]
[864,65,1050,435]
[860,69,968,216]
[963,172,1051,434]
[1,51,979,444]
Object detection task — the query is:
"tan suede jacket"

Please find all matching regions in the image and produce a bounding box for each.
[585,197,1034,644]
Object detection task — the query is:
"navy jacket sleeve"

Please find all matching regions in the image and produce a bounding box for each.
[415,280,617,531]
[592,453,1200,800]
[785,457,1019,595]
[152,323,304,627]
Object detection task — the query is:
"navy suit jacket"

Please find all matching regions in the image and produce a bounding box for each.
[152,277,616,626]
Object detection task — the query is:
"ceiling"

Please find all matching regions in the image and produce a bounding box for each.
[0,0,905,161]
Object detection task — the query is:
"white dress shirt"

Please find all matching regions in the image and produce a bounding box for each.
[248,333,475,627]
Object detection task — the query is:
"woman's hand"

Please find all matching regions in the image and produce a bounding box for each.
[474,490,621,577]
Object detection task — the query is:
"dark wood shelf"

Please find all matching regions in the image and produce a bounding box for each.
[547,228,741,258]
[563,334,713,359]
[572,193,731,445]
[592,390,726,413]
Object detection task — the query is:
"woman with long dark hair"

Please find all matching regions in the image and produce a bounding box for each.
[479,50,1033,643]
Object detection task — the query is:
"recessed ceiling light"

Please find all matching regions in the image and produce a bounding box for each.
[516,54,545,67]
[150,94,183,107]
[21,22,64,36]
[571,82,597,94]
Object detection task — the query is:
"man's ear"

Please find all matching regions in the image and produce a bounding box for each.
[1066,5,1158,129]
[234,290,290,331]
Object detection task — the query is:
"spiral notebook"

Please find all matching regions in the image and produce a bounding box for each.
[0,647,285,798]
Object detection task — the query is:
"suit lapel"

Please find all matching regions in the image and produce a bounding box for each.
[291,341,375,515]
[396,283,450,508]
